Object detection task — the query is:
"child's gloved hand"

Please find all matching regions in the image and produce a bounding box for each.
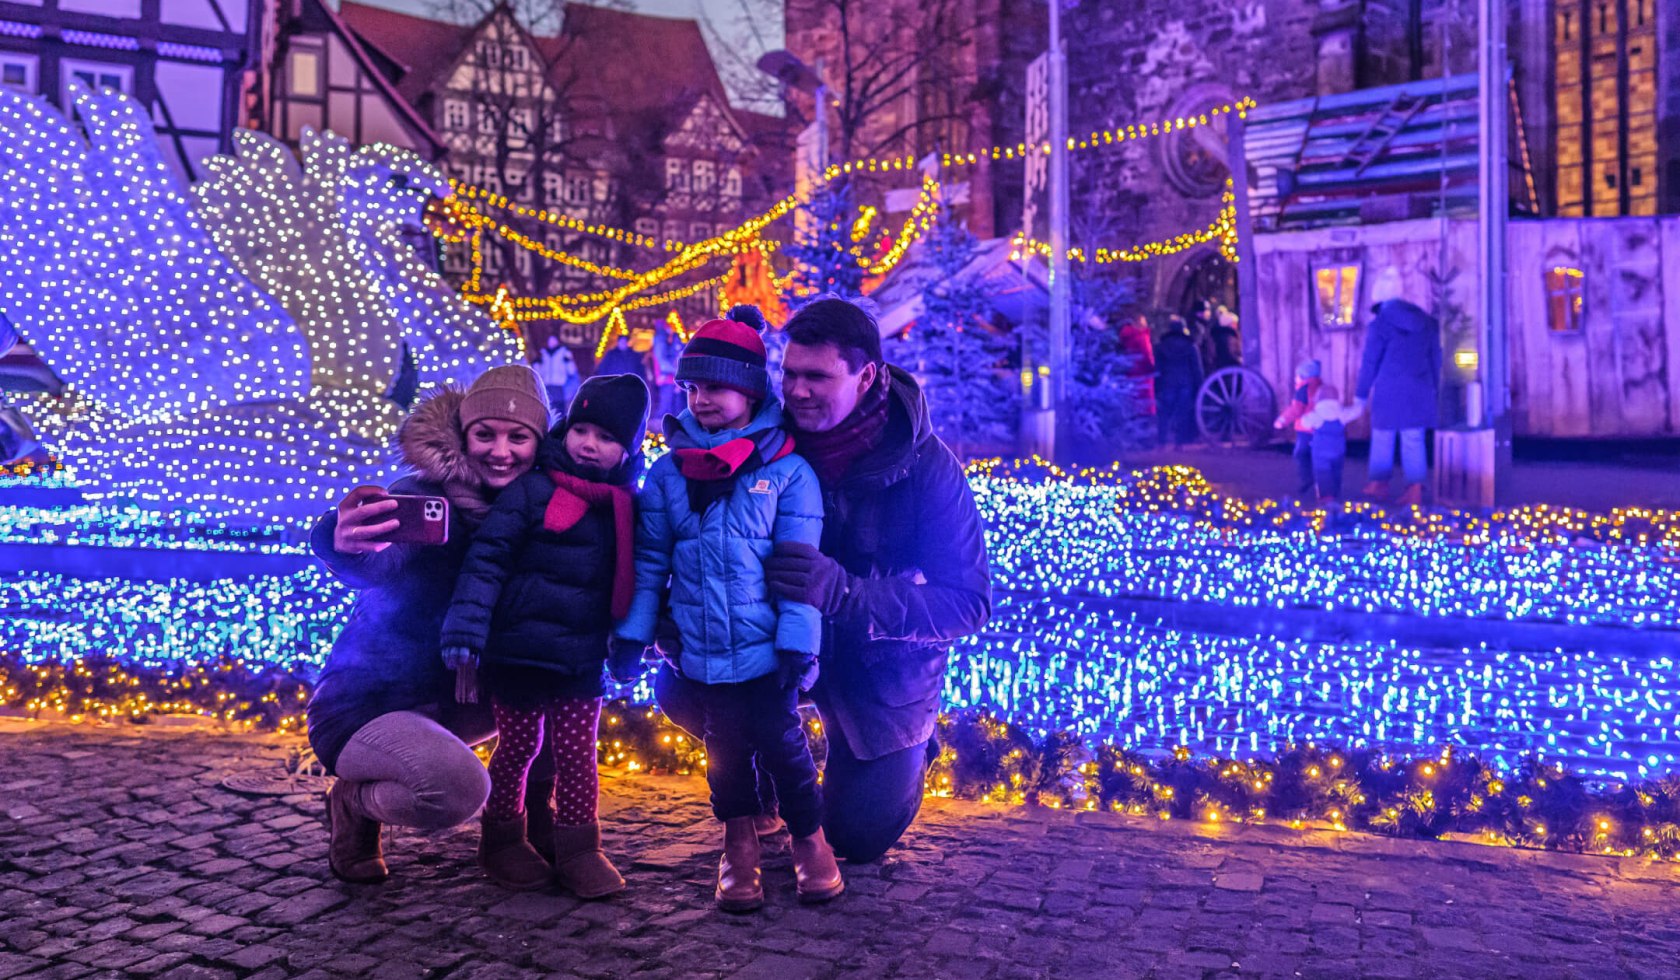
[776,651,820,692]
[441,646,475,670]
[608,638,647,685]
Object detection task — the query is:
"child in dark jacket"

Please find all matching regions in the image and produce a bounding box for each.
[613,305,841,912]
[1298,382,1364,504]
[441,373,650,897]
[1273,359,1324,497]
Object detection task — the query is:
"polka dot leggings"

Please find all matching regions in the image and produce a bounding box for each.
[486,697,601,826]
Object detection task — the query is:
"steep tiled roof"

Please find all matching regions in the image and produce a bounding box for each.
[338,2,475,107]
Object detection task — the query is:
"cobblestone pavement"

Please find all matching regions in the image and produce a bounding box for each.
[4,724,1680,980]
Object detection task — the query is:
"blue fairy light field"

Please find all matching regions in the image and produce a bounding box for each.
[3,464,1678,779]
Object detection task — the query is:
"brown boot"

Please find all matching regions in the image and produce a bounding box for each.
[325,780,387,884]
[752,812,786,838]
[715,817,763,912]
[790,827,844,904]
[478,812,550,891]
[551,822,625,899]
[525,779,557,865]
[1361,480,1390,501]
[1395,483,1424,508]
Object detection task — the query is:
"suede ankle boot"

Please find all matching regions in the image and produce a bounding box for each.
[478,812,551,891]
[715,817,763,912]
[790,827,844,904]
[325,780,387,884]
[1395,483,1424,507]
[525,779,557,864]
[551,822,624,899]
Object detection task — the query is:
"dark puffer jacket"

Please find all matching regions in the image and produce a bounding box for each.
[439,420,639,705]
[806,367,993,761]
[307,388,500,775]
[1355,298,1443,431]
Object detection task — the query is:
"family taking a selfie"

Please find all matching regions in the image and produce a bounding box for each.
[304,296,993,912]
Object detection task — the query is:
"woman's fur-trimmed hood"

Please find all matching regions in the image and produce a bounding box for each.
[396,387,497,524]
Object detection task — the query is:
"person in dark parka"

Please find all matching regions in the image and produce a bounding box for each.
[309,365,551,885]
[440,373,650,896]
[1154,316,1204,448]
[1354,269,1442,506]
[654,297,993,864]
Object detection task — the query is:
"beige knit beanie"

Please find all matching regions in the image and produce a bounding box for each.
[460,364,551,438]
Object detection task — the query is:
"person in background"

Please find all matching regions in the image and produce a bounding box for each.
[1298,382,1364,505]
[1153,316,1204,448]
[1355,268,1441,507]
[1210,306,1244,371]
[1273,359,1324,498]
[533,333,579,409]
[595,332,649,384]
[1116,316,1158,426]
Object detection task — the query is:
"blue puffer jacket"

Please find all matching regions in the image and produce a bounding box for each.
[617,400,822,684]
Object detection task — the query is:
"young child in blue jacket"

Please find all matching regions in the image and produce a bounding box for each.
[612,305,842,912]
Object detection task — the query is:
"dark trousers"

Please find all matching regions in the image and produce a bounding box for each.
[655,665,930,862]
[693,673,823,839]
[1292,432,1314,495]
[1313,450,1345,500]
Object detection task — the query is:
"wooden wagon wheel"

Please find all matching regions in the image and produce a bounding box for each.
[1195,366,1277,447]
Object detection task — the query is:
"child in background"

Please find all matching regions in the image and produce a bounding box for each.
[1298,382,1365,505]
[1273,359,1324,498]
[441,374,651,896]
[612,305,841,912]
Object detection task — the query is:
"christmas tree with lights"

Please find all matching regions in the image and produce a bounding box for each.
[782,182,868,304]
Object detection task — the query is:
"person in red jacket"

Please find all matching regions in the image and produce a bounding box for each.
[1273,359,1323,498]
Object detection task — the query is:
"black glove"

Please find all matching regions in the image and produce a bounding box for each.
[776,650,820,693]
[608,638,647,685]
[765,542,850,616]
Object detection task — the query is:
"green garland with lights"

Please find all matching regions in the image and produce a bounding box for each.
[5,656,1679,862]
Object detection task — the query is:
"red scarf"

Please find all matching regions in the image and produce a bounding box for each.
[542,470,635,619]
[672,429,796,515]
[789,370,892,485]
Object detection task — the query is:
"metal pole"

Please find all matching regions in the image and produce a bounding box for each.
[1046,0,1071,463]
[1476,0,1510,460]
[814,57,830,174]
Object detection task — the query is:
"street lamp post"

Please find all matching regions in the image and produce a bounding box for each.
[1045,0,1073,464]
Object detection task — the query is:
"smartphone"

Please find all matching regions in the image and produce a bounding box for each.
[379,493,451,546]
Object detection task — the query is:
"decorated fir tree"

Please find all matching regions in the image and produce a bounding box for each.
[887,205,1013,457]
[782,182,868,305]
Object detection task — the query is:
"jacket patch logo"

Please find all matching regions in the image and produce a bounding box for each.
[748,479,772,494]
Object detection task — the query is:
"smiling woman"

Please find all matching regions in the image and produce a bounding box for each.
[306,365,552,884]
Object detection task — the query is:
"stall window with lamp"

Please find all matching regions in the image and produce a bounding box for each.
[1310,252,1362,330]
[1545,266,1585,334]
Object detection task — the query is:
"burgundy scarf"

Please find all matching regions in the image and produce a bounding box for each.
[543,470,635,619]
[789,370,892,485]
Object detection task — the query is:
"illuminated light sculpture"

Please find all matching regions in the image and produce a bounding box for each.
[0,87,521,520]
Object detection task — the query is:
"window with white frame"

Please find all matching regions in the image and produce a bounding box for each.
[542,172,564,205]
[507,107,533,147]
[475,104,497,134]
[689,222,712,241]
[723,166,742,197]
[288,45,322,98]
[564,174,590,205]
[443,99,468,131]
[0,53,37,95]
[592,176,609,202]
[693,160,715,193]
[1310,251,1362,331]
[665,158,688,191]
[663,220,683,243]
[635,218,658,237]
[62,59,131,102]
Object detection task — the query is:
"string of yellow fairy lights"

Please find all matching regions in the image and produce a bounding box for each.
[448,97,1258,338]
